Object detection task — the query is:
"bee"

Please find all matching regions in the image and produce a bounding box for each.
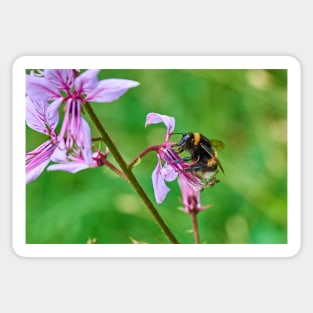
[173,132,225,180]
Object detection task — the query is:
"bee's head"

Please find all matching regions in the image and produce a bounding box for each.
[171,132,193,151]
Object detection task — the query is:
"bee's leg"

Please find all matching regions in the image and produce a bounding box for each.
[169,156,192,164]
[168,156,193,166]
[175,156,193,163]
[173,146,184,154]
[185,159,205,172]
[172,156,200,167]
[184,163,205,172]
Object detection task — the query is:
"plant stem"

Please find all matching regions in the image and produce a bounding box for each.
[101,159,129,182]
[128,145,159,169]
[84,102,179,244]
[191,211,200,244]
[92,137,103,142]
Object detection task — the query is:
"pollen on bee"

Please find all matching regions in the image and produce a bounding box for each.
[207,158,216,167]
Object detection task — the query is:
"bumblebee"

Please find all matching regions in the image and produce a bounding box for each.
[173,132,224,180]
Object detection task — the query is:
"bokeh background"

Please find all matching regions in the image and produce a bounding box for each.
[26,69,287,244]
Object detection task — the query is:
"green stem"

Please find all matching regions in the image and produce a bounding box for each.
[84,102,179,244]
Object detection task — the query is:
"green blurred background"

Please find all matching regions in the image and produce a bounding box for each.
[26,69,287,244]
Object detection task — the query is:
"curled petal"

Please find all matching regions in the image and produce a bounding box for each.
[145,113,175,142]
[152,155,170,204]
[84,78,140,102]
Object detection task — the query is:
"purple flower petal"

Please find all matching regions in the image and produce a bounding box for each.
[84,78,140,102]
[161,163,178,182]
[152,155,171,204]
[74,69,100,96]
[178,175,200,204]
[74,70,139,102]
[145,113,175,141]
[26,74,60,100]
[49,144,64,161]
[26,98,61,135]
[48,142,97,174]
[44,70,75,91]
[79,118,93,165]
[26,140,57,183]
[46,98,62,129]
[47,161,90,173]
[26,157,51,184]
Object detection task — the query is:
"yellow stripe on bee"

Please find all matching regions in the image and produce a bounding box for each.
[207,158,216,167]
[193,133,201,145]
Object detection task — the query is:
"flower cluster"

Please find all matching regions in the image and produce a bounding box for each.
[26,69,139,183]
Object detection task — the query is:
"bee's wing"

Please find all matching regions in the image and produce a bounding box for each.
[200,142,225,174]
[215,157,225,174]
[210,139,225,151]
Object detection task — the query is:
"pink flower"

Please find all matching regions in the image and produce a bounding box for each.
[145,113,207,204]
[26,69,139,183]
[178,176,211,214]
[26,69,139,155]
